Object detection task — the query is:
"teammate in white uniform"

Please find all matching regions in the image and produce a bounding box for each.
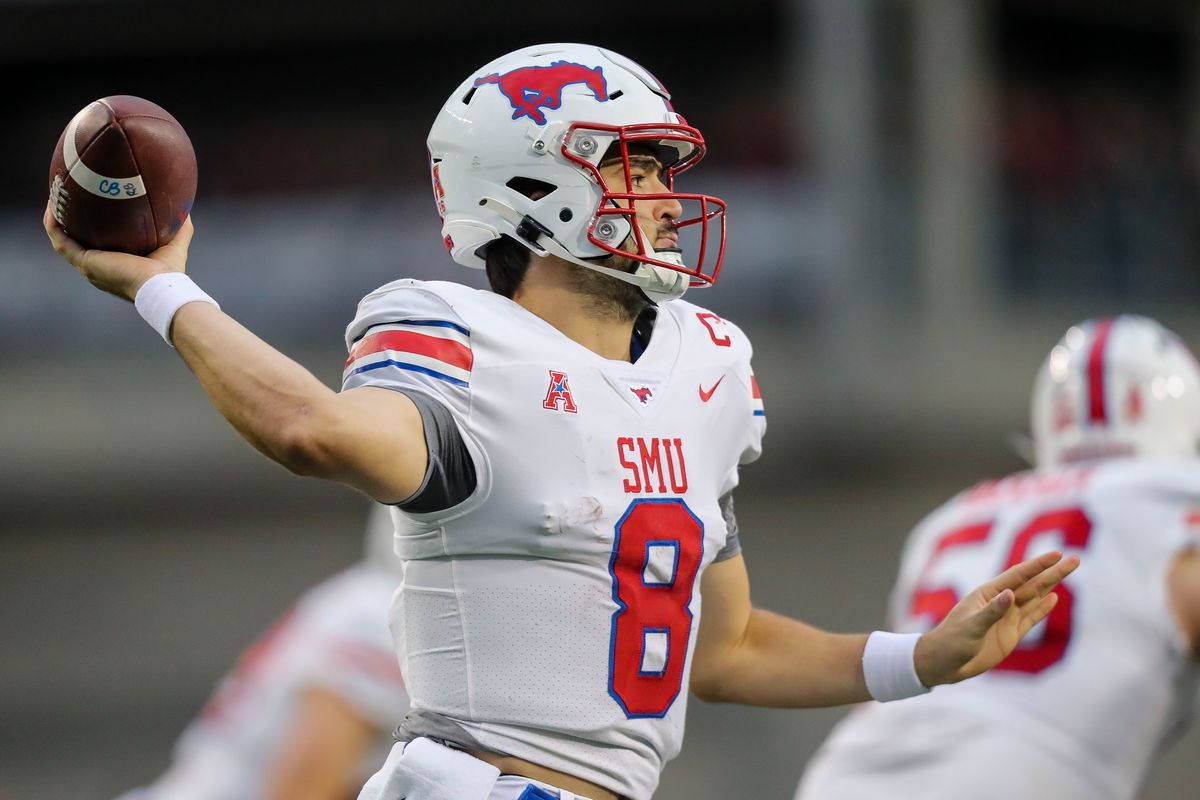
[46,43,1077,800]
[117,505,409,800]
[797,315,1200,800]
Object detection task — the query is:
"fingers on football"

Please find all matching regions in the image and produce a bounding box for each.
[44,202,80,260]
[1013,554,1080,605]
[142,216,194,274]
[158,215,195,255]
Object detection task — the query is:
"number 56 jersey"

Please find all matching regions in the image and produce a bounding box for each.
[342,280,766,800]
[799,460,1200,800]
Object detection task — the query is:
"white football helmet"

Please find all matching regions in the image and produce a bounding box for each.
[426,43,726,303]
[1031,315,1200,467]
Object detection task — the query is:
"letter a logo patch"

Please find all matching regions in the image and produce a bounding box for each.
[543,369,578,413]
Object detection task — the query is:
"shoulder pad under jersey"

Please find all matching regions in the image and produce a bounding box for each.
[342,279,476,414]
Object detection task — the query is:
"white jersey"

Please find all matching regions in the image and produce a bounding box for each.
[798,460,1200,800]
[341,280,766,800]
[128,564,409,800]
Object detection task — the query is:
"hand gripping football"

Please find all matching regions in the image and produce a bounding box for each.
[48,95,197,255]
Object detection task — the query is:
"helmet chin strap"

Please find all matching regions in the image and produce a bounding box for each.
[480,197,690,303]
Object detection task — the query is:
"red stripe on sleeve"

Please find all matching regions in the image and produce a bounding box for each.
[1087,318,1114,423]
[751,374,761,399]
[346,329,473,371]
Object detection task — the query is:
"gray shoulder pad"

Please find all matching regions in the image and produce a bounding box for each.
[714,492,742,563]
[396,391,477,514]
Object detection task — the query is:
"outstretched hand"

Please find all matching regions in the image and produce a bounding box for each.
[44,202,194,302]
[914,550,1080,686]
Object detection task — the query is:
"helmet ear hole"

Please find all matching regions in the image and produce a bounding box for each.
[506,176,557,200]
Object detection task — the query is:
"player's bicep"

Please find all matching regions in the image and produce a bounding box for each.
[691,554,753,695]
[318,386,429,503]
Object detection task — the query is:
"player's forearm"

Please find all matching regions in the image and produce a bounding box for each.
[170,301,343,473]
[692,608,871,708]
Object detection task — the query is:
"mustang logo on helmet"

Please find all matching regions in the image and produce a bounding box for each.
[474,61,608,125]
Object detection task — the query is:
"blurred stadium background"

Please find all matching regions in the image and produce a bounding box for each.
[2,0,1199,797]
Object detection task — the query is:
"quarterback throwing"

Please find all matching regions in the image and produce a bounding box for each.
[47,43,1077,800]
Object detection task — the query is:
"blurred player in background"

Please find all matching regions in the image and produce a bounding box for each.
[47,43,1076,800]
[797,315,1200,800]
[117,504,408,800]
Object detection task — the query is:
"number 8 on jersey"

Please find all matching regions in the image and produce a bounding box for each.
[608,499,704,718]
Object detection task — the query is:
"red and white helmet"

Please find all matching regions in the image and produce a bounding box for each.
[426,43,726,303]
[1031,316,1200,467]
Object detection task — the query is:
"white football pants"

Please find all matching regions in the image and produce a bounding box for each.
[358,737,595,800]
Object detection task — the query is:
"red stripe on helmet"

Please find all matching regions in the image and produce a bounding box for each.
[1087,318,1115,423]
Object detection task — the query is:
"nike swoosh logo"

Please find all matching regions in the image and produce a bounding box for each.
[699,375,725,402]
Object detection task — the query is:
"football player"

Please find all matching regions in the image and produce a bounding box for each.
[116,504,408,800]
[796,315,1200,800]
[46,43,1076,800]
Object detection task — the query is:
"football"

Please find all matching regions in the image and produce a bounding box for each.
[48,95,196,255]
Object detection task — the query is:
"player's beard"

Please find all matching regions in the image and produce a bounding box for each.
[570,251,652,322]
[568,220,683,320]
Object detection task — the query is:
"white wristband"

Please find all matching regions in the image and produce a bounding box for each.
[862,631,931,702]
[134,273,219,346]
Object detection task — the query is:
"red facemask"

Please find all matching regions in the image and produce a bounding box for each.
[562,121,727,288]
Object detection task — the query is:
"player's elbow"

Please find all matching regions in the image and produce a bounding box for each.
[689,660,736,703]
[274,428,324,476]
[270,410,344,479]
[690,624,759,704]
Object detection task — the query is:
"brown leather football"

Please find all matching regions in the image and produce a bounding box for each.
[48,96,197,255]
